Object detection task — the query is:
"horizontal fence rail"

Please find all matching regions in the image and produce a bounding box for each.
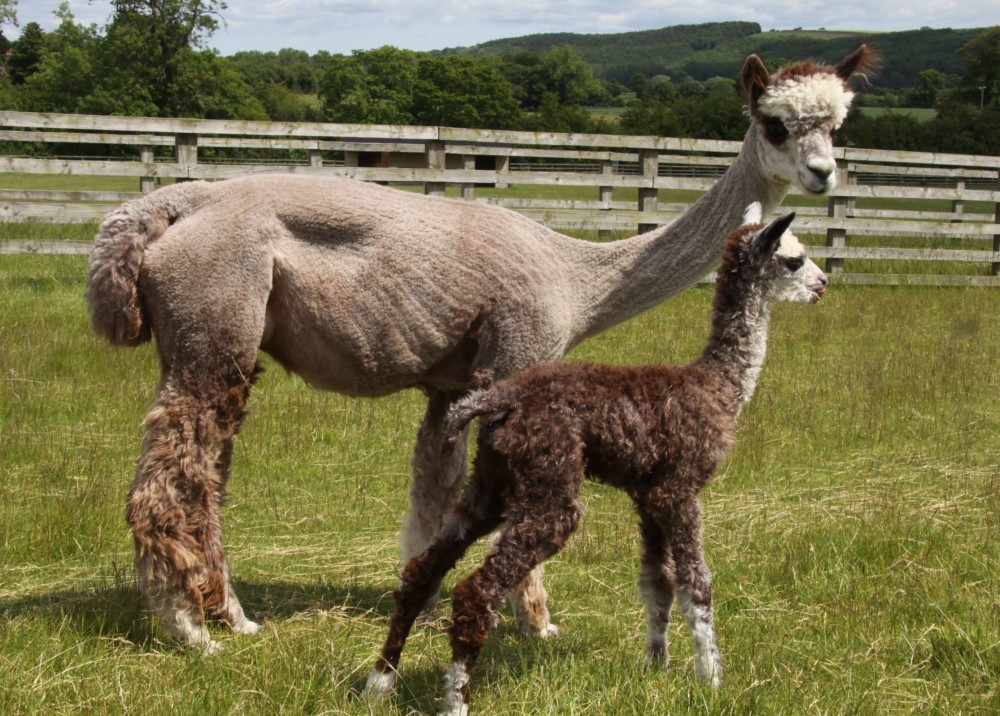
[1,111,998,286]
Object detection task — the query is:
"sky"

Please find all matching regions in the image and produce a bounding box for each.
[13,0,997,56]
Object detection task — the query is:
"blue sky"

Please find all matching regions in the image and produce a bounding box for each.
[14,0,996,56]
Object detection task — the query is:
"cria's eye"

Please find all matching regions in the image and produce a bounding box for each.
[762,116,789,144]
[784,257,804,272]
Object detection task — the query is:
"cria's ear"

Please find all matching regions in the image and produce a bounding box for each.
[741,202,763,226]
[740,54,770,113]
[750,212,795,264]
[835,44,877,82]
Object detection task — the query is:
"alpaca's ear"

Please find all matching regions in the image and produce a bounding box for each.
[751,212,796,263]
[834,44,878,82]
[740,54,770,113]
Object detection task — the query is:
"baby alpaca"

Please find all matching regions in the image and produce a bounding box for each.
[364,205,827,714]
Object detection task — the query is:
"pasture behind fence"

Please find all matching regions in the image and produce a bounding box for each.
[1,110,998,286]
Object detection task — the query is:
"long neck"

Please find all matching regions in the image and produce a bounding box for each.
[696,272,773,409]
[571,124,787,343]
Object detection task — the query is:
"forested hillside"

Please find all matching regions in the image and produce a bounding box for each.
[444,22,983,89]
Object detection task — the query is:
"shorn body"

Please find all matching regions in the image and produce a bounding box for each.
[365,206,829,715]
[86,47,874,651]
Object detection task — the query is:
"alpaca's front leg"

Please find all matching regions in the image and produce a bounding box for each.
[636,508,676,669]
[678,587,722,687]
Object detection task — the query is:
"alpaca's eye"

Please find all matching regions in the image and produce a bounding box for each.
[762,116,789,144]
[784,257,804,272]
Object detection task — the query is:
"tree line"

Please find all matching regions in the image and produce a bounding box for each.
[1,2,998,155]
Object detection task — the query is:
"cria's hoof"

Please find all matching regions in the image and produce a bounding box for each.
[363,669,396,699]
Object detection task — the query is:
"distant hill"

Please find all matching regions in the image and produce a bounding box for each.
[440,21,985,89]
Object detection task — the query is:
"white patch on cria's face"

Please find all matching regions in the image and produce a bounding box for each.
[758,73,854,133]
[771,230,828,304]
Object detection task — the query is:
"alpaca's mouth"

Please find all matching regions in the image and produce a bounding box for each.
[810,284,827,301]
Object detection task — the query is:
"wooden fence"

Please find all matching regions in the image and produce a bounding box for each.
[2,110,999,286]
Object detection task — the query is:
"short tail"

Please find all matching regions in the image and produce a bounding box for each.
[86,181,211,346]
[443,388,512,454]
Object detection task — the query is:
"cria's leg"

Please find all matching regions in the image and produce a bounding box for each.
[401,391,554,638]
[365,469,506,699]
[127,365,258,651]
[445,498,583,715]
[673,501,722,687]
[635,507,677,670]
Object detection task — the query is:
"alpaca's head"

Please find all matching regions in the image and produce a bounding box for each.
[725,205,828,305]
[740,45,878,195]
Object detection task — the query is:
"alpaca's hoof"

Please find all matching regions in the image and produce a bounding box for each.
[193,639,224,655]
[232,618,260,636]
[536,623,559,639]
[439,705,469,716]
[643,649,669,672]
[363,668,397,699]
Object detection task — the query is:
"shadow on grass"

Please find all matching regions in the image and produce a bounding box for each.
[0,578,396,650]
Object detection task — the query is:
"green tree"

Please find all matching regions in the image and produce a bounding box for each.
[412,55,520,128]
[500,45,602,111]
[0,0,15,58]
[906,69,948,108]
[8,20,43,84]
[18,5,99,112]
[103,0,228,114]
[0,0,15,30]
[318,46,420,124]
[958,26,1000,108]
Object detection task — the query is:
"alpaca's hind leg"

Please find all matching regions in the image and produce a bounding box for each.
[401,390,469,570]
[204,434,258,636]
[366,472,506,698]
[402,390,556,638]
[635,507,677,670]
[673,502,722,687]
[445,499,583,715]
[127,367,257,651]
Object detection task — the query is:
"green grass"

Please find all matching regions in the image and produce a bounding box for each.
[2,253,999,714]
[858,107,938,122]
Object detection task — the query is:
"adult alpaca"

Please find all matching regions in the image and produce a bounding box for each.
[364,207,828,714]
[87,46,874,651]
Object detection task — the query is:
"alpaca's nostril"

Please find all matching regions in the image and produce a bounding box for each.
[808,165,833,181]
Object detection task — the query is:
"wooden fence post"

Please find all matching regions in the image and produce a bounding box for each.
[599,159,613,241]
[637,149,658,235]
[175,133,198,182]
[140,145,155,193]
[461,155,475,199]
[309,148,323,168]
[993,170,1000,276]
[495,155,510,189]
[952,178,965,222]
[425,139,446,197]
[825,158,852,273]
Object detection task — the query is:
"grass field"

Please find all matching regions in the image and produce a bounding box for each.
[1,248,998,714]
